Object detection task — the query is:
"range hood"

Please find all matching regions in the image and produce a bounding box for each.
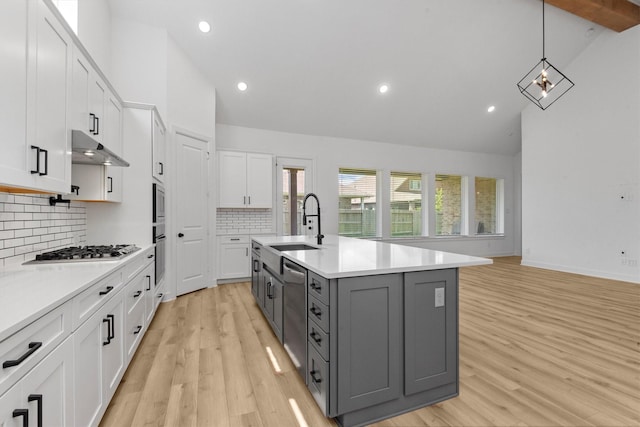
[71,130,130,167]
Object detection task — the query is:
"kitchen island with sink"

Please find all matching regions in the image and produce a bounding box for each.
[250,234,491,427]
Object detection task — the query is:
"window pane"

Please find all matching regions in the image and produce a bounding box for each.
[282,168,305,235]
[435,174,462,236]
[390,172,422,237]
[339,168,377,237]
[475,177,497,234]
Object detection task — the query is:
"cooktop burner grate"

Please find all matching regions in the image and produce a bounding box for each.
[25,244,140,264]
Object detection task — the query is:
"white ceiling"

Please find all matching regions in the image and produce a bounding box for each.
[108,0,605,155]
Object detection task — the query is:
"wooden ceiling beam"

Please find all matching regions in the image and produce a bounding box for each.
[546,0,640,32]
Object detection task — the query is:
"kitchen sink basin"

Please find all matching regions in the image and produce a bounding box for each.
[269,244,319,252]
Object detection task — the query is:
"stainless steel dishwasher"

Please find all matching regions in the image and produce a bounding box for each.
[282,259,307,382]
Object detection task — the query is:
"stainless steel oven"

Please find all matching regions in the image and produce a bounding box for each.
[153,183,165,223]
[153,223,166,285]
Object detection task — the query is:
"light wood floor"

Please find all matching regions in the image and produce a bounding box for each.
[100,257,640,427]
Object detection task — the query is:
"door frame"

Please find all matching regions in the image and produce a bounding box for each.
[275,157,315,236]
[168,125,215,300]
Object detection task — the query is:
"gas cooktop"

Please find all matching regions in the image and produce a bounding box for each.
[24,244,140,264]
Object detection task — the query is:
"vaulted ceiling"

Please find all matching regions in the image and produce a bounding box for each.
[108,0,638,155]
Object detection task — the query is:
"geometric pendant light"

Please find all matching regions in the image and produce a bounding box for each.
[517,0,574,110]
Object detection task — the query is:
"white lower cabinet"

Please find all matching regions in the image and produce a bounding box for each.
[73,288,124,427]
[217,235,251,279]
[0,336,74,427]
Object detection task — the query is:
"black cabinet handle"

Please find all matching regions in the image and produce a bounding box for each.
[253,259,259,272]
[266,281,273,299]
[310,370,322,384]
[310,305,322,318]
[3,342,42,368]
[103,317,111,345]
[107,314,115,341]
[178,233,184,238]
[147,254,154,259]
[99,286,114,296]
[12,409,28,427]
[134,325,142,335]
[159,162,164,175]
[157,293,164,299]
[133,290,142,298]
[30,145,40,174]
[89,113,96,134]
[107,176,113,193]
[310,280,321,291]
[40,148,48,176]
[95,116,100,135]
[28,394,43,427]
[310,330,322,344]
[146,275,152,291]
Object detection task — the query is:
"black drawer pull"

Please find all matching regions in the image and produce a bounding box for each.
[134,325,142,335]
[310,370,322,384]
[89,113,96,133]
[146,275,152,291]
[310,331,322,344]
[147,254,154,259]
[28,394,43,427]
[133,290,142,298]
[157,293,164,299]
[99,286,114,296]
[12,409,28,427]
[310,280,321,291]
[310,306,322,318]
[3,342,42,368]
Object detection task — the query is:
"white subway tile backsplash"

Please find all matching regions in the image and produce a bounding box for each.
[0,192,87,267]
[216,208,273,235]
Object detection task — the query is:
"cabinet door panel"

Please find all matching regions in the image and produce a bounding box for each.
[102,295,125,402]
[32,1,71,192]
[0,381,23,427]
[404,269,458,395]
[73,312,105,427]
[104,95,123,202]
[246,153,272,208]
[337,274,402,414]
[21,337,74,427]
[218,151,247,207]
[218,243,250,279]
[0,0,29,187]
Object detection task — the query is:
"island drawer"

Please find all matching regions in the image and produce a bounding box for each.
[308,294,329,333]
[307,345,329,416]
[308,271,329,305]
[308,318,329,360]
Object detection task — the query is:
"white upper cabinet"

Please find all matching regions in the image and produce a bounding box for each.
[218,151,273,208]
[152,114,166,183]
[0,0,72,193]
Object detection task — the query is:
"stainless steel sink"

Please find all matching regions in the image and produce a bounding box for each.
[269,244,319,252]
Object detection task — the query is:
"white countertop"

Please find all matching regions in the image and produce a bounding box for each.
[0,245,153,343]
[252,235,492,279]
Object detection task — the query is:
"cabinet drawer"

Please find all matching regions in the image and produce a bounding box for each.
[307,345,329,416]
[308,271,329,305]
[218,235,250,244]
[308,294,329,333]
[123,247,154,283]
[308,318,329,361]
[72,271,123,330]
[125,297,145,363]
[0,300,72,396]
[125,268,149,314]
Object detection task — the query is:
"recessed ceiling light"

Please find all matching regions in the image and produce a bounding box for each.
[237,81,248,91]
[378,84,389,94]
[198,21,211,33]
[103,161,112,166]
[83,150,94,157]
[487,105,496,113]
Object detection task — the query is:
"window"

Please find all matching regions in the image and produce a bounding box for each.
[338,168,377,237]
[390,172,422,237]
[475,177,503,234]
[435,174,462,236]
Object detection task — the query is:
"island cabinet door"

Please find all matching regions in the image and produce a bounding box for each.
[336,274,402,414]
[404,269,458,395]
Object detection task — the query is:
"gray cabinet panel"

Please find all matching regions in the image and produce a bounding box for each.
[404,269,458,395]
[337,274,402,414]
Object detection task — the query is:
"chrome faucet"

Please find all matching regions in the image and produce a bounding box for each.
[302,193,324,245]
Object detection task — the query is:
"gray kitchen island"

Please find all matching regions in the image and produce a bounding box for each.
[250,235,491,427]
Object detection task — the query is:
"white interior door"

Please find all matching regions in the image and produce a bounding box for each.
[176,129,209,296]
[276,157,314,236]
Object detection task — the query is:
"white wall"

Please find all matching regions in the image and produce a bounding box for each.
[521,27,640,283]
[77,0,112,76]
[217,124,519,257]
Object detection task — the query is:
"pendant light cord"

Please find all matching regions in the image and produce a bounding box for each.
[542,0,546,59]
